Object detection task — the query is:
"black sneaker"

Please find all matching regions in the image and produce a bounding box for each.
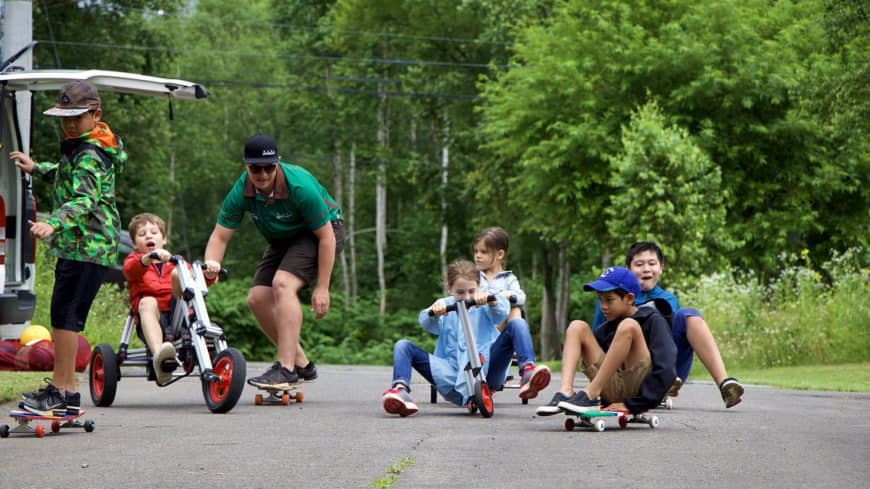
[557,390,601,413]
[21,377,53,399]
[64,392,81,417]
[19,382,66,417]
[536,391,570,416]
[296,361,318,382]
[247,362,300,389]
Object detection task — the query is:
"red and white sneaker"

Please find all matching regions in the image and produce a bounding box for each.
[382,388,419,417]
[518,365,551,400]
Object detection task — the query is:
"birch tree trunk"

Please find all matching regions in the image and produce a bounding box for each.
[376,83,389,316]
[439,115,449,296]
[349,141,358,302]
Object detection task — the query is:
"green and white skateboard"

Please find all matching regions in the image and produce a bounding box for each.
[562,409,660,432]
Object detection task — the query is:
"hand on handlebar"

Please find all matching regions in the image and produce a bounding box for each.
[429,300,448,317]
[203,260,222,277]
[144,249,172,265]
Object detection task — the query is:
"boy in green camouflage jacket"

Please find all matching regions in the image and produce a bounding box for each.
[11,80,127,417]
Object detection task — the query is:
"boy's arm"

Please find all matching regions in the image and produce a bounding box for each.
[45,154,104,234]
[122,252,148,282]
[623,314,677,414]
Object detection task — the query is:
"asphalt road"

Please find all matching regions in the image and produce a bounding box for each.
[1,363,868,489]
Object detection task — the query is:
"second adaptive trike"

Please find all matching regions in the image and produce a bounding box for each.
[88,255,246,413]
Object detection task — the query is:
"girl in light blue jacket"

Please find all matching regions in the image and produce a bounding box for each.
[382,259,540,416]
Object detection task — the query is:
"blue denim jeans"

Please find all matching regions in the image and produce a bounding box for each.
[486,318,537,391]
[672,307,702,381]
[391,339,434,392]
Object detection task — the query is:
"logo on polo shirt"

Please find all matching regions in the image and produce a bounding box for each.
[275,212,294,220]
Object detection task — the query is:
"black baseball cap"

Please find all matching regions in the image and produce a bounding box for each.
[243,133,280,164]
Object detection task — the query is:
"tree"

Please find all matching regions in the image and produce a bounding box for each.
[608,99,734,282]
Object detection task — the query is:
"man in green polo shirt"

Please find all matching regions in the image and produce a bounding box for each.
[204,134,344,389]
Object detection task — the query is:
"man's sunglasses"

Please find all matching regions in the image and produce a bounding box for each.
[247,164,278,174]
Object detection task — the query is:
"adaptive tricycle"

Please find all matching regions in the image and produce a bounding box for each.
[88,255,246,413]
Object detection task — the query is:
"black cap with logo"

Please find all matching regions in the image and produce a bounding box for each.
[243,134,280,164]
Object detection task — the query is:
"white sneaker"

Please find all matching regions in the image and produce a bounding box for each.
[153,342,177,385]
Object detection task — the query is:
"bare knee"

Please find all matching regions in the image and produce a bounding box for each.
[566,320,591,338]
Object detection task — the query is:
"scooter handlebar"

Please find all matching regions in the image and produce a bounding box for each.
[427,294,516,316]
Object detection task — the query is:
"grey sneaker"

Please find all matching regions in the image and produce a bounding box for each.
[536,391,570,416]
[247,362,300,390]
[296,361,318,382]
[518,364,551,400]
[720,377,744,408]
[19,382,66,417]
[557,390,601,413]
[153,342,177,385]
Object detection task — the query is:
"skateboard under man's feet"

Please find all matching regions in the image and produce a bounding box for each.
[1,409,94,438]
[253,385,303,406]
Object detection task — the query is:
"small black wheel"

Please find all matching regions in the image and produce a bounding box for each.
[0,424,9,438]
[202,347,246,413]
[84,420,95,433]
[89,343,119,407]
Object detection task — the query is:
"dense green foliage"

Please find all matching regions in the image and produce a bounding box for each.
[18,0,870,361]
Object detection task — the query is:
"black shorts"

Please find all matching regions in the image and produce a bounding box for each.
[251,219,345,288]
[135,302,176,345]
[50,258,108,333]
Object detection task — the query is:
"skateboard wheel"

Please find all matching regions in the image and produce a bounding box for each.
[255,394,264,405]
[564,418,575,431]
[281,393,290,406]
[0,425,9,438]
[84,420,95,433]
[295,392,303,403]
[594,419,606,432]
[665,398,673,410]
[51,421,61,433]
[649,415,660,428]
[618,415,628,429]
[35,425,45,438]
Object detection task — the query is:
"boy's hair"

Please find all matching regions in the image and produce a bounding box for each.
[446,259,480,287]
[625,241,664,266]
[128,213,166,238]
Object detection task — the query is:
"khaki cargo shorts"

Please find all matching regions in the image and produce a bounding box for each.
[581,348,652,404]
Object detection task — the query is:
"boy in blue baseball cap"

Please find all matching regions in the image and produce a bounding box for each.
[535,266,677,415]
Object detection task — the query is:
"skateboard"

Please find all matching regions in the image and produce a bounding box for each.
[562,409,660,432]
[1,409,94,438]
[254,385,303,406]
